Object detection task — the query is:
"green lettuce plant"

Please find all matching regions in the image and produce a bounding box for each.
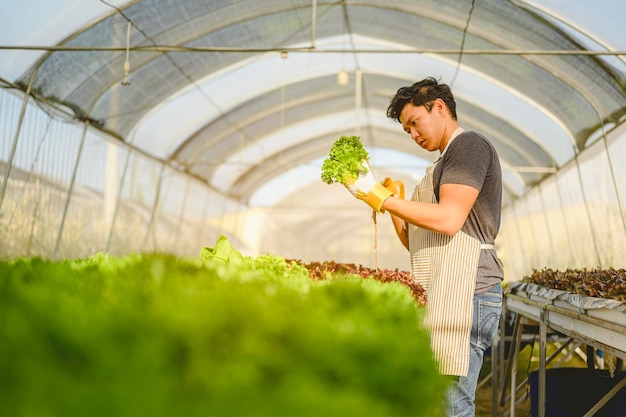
[0,236,447,417]
[321,135,370,184]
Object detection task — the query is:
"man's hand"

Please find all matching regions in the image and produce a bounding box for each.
[344,160,393,213]
[382,177,405,199]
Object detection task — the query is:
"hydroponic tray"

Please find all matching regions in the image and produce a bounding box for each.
[506,281,626,359]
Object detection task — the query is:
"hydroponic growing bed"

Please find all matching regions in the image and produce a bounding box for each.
[497,268,626,417]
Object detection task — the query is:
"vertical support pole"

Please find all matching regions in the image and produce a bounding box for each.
[573,155,603,267]
[492,296,507,416]
[523,197,541,266]
[104,142,118,240]
[509,316,523,417]
[173,176,191,253]
[511,202,529,277]
[538,308,547,417]
[142,163,166,251]
[553,174,577,266]
[53,120,89,260]
[500,312,521,407]
[537,183,557,263]
[105,144,133,253]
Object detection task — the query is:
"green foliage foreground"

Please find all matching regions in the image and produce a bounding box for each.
[0,236,448,417]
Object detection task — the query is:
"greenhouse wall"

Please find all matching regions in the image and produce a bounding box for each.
[0,89,248,260]
[500,121,626,280]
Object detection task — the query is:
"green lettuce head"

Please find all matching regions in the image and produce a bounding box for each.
[320,135,370,184]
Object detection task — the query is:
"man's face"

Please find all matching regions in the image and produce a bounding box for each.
[399,101,443,152]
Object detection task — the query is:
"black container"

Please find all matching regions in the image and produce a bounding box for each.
[529,368,626,417]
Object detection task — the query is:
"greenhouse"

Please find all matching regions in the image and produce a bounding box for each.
[1,1,625,416]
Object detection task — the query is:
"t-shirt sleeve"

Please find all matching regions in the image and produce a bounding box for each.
[439,133,492,191]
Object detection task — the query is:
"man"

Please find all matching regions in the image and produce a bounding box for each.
[347,77,503,416]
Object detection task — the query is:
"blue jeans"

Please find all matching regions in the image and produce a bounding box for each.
[447,283,503,417]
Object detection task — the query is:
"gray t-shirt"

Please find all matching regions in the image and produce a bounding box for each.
[433,130,504,293]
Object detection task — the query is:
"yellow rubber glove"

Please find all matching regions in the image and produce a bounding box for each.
[382,177,405,200]
[344,160,393,213]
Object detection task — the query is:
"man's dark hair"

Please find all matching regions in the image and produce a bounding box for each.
[386,77,457,122]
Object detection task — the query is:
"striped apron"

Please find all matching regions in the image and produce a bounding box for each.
[409,155,491,377]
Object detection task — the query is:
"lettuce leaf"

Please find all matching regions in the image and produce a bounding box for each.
[201,234,246,264]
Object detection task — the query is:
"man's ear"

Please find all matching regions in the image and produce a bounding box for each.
[434,98,446,116]
[435,98,451,118]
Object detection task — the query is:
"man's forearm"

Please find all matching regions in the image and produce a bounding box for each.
[390,212,409,250]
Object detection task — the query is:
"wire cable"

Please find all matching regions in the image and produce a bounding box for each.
[450,0,476,87]
[122,21,131,86]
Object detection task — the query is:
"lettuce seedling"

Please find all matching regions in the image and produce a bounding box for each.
[320,135,370,184]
